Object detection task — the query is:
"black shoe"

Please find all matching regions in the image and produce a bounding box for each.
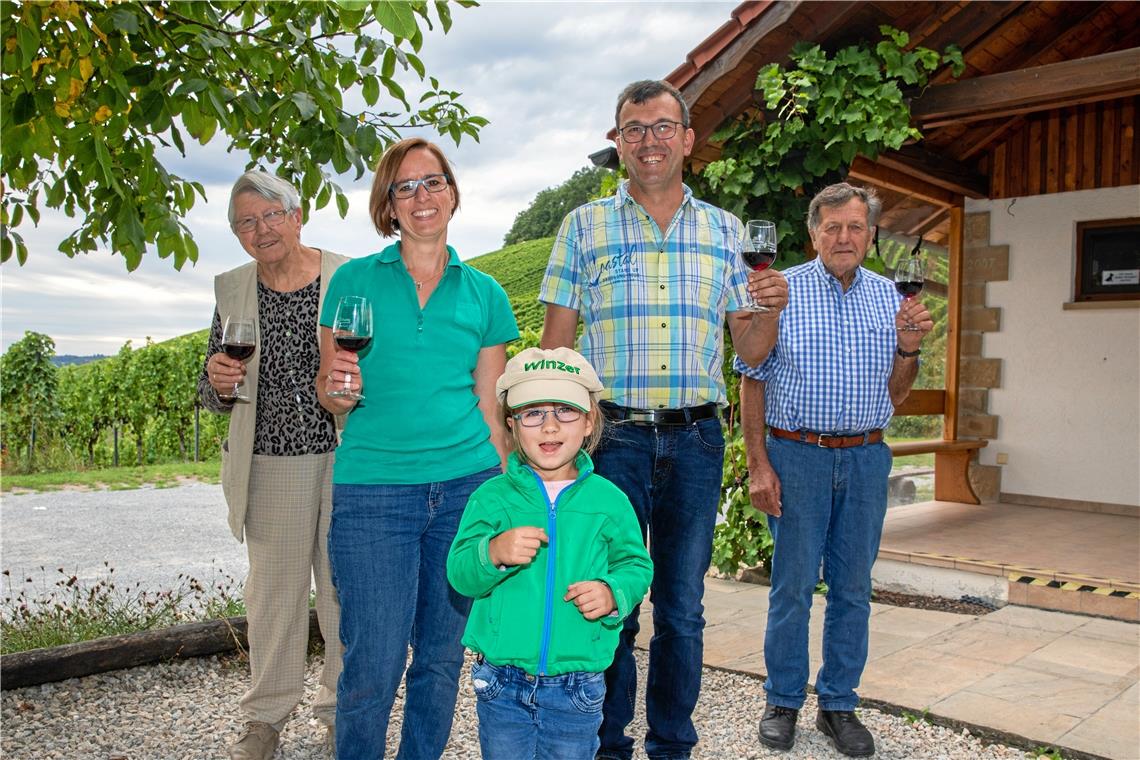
[758,704,798,751]
[816,710,875,757]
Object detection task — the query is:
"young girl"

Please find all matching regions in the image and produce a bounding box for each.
[447,346,653,760]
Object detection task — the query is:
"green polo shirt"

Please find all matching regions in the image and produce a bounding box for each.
[321,243,519,484]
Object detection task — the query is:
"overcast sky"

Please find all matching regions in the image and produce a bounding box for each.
[1,1,737,357]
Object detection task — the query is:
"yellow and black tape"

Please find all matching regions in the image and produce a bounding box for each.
[1009,574,1140,599]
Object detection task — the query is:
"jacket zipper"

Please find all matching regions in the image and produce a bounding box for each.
[531,466,588,675]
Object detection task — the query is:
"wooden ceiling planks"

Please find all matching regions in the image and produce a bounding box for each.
[667,0,1140,242]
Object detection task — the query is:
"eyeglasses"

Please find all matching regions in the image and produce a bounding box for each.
[617,120,685,144]
[232,209,291,234]
[389,174,450,199]
[512,406,583,427]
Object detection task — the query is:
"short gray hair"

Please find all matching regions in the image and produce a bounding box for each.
[228,171,301,224]
[615,80,690,128]
[807,183,882,233]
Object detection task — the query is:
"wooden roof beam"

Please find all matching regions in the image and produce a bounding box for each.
[911,48,1140,129]
[848,156,963,208]
[877,145,989,199]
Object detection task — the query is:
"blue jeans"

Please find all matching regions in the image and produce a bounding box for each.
[593,417,725,760]
[763,436,891,712]
[472,659,605,760]
[329,467,498,760]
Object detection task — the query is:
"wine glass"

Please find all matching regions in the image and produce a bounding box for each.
[329,296,372,401]
[894,256,925,331]
[742,220,777,312]
[220,316,256,401]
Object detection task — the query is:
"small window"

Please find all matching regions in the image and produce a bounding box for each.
[1075,218,1140,302]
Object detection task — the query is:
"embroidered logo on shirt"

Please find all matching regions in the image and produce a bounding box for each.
[589,251,640,288]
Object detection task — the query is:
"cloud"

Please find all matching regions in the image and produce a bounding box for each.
[1,1,736,355]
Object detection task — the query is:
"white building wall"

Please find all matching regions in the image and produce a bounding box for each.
[966,185,1140,509]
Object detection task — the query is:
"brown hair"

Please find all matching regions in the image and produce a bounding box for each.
[500,393,606,463]
[368,137,460,238]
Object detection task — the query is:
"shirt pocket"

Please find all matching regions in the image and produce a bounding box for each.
[865,323,899,380]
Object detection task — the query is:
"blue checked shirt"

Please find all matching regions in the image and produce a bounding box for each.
[540,181,751,409]
[735,257,904,433]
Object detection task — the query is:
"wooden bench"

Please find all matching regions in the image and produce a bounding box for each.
[889,439,988,504]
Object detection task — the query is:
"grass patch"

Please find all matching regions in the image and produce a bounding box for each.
[1,460,221,494]
[886,435,936,469]
[1,563,244,654]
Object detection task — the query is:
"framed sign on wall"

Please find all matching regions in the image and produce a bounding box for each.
[1075,218,1140,302]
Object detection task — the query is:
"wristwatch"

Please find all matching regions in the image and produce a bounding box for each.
[896,347,921,358]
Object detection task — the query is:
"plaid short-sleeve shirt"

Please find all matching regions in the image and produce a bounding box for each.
[734,257,904,433]
[539,181,751,409]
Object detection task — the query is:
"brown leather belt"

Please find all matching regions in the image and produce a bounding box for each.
[769,427,883,448]
[601,402,719,426]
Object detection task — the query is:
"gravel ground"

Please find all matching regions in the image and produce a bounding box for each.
[2,650,1030,760]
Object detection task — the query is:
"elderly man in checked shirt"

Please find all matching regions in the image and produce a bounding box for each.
[539,79,788,760]
[736,182,932,758]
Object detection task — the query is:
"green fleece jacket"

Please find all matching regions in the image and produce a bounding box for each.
[447,450,652,676]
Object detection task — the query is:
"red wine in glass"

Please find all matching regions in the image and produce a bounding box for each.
[894,256,925,331]
[743,220,777,312]
[743,246,776,272]
[335,335,372,353]
[329,296,372,401]
[895,280,923,299]
[219,316,256,400]
[222,342,255,361]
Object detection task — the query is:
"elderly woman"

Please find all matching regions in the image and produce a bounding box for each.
[199,171,346,760]
[317,138,518,758]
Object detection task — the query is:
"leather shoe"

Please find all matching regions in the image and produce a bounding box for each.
[816,709,875,757]
[758,704,798,751]
[229,721,279,760]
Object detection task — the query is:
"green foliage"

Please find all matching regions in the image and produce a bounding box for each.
[901,708,931,725]
[1,563,243,653]
[503,166,610,246]
[712,427,773,577]
[1,0,486,271]
[693,26,963,262]
[1031,748,1065,760]
[1,329,226,474]
[0,330,59,466]
[466,236,555,333]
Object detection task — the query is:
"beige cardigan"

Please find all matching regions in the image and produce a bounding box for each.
[216,249,348,541]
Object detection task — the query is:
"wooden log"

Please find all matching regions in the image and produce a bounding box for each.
[1,609,323,690]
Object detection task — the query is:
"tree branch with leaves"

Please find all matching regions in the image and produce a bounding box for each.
[1,0,487,271]
[692,25,963,266]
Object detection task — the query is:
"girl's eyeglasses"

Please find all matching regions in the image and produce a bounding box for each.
[512,406,582,427]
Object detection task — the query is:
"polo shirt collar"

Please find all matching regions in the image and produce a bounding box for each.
[377,241,462,267]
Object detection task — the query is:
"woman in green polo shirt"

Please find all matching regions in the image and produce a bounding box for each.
[317,137,519,759]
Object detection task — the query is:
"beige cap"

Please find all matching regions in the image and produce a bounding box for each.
[496,347,604,412]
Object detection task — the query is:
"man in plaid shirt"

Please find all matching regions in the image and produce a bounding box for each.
[540,79,787,760]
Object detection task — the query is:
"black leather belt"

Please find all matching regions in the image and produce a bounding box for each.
[601,402,719,426]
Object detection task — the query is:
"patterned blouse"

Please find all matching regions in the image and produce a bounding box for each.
[199,276,337,456]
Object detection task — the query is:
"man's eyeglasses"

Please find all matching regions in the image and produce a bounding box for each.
[232,209,291,234]
[513,406,583,427]
[618,120,685,144]
[389,174,450,199]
